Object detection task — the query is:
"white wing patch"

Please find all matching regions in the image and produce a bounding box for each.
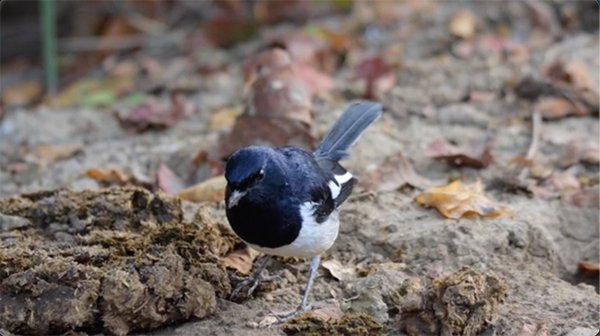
[246,201,339,258]
[327,171,353,199]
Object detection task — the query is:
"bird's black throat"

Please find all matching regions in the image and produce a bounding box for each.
[226,195,302,248]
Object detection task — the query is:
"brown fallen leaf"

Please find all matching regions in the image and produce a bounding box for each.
[209,106,244,131]
[29,143,82,164]
[534,97,590,119]
[221,247,255,275]
[577,261,600,276]
[427,138,493,169]
[361,151,434,191]
[544,60,596,93]
[156,163,186,195]
[449,9,477,39]
[86,168,133,185]
[247,68,313,125]
[115,93,187,132]
[517,323,549,336]
[302,304,344,322]
[1,81,42,107]
[321,259,357,283]
[177,175,227,203]
[354,56,397,99]
[219,115,315,159]
[415,180,511,219]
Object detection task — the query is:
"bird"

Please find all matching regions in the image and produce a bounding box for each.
[224,101,382,321]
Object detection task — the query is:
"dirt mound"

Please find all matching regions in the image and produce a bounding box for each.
[0,188,237,335]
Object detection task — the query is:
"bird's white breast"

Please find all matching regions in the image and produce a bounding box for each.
[246,202,340,258]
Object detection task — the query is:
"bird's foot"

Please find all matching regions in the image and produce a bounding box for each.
[230,273,280,299]
[271,302,312,322]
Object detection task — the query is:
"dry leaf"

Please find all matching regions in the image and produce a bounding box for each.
[219,115,315,158]
[427,138,493,169]
[86,168,132,185]
[247,69,313,125]
[361,151,434,191]
[302,305,344,322]
[544,60,596,93]
[322,259,357,282]
[517,323,549,336]
[209,106,243,131]
[30,143,82,164]
[1,81,42,107]
[449,9,476,39]
[415,180,511,219]
[354,56,397,99]
[177,175,227,203]
[116,94,187,132]
[534,97,589,119]
[221,247,255,275]
[577,261,600,276]
[157,163,186,195]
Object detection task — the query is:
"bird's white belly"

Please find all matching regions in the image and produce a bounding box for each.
[247,203,340,259]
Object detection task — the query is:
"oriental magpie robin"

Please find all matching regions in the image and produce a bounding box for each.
[224,102,382,320]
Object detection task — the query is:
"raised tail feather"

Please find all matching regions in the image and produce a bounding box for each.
[314,102,383,161]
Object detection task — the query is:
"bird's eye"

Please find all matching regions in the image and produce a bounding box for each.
[241,169,264,190]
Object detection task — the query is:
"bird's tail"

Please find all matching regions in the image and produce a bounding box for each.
[314,101,383,161]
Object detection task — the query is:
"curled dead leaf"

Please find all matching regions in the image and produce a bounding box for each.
[302,305,344,322]
[221,247,256,275]
[1,81,42,108]
[361,151,434,191]
[517,323,549,336]
[322,259,357,283]
[156,163,186,195]
[544,60,596,93]
[415,180,511,219]
[177,175,227,203]
[115,94,187,132]
[535,97,590,119]
[209,106,244,131]
[29,143,82,164]
[85,168,151,189]
[427,138,493,169]
[219,115,315,158]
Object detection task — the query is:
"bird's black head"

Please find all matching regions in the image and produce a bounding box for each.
[224,146,278,208]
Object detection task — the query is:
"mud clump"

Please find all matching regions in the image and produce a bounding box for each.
[394,267,508,336]
[0,188,237,335]
[282,312,383,336]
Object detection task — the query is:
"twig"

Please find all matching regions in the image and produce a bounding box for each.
[518,110,542,180]
[40,0,58,93]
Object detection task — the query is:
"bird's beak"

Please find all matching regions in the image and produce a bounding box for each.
[227,190,246,209]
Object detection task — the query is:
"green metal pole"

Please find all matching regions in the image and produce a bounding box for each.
[40,0,58,93]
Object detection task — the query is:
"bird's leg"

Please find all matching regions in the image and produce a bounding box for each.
[274,255,321,322]
[230,255,272,299]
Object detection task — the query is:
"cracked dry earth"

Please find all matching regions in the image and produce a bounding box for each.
[1,5,599,336]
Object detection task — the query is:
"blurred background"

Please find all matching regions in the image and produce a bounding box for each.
[0,1,599,336]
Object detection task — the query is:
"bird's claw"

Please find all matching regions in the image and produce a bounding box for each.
[270,302,311,322]
[230,273,281,299]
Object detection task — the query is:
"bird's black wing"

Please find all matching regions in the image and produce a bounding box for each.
[316,158,357,208]
[276,147,336,223]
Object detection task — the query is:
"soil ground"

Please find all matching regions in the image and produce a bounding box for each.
[0,2,598,336]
